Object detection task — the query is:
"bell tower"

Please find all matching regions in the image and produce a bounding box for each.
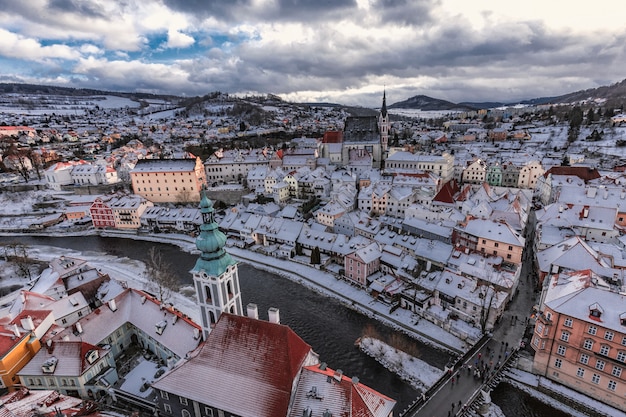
[191,189,243,340]
[378,89,390,153]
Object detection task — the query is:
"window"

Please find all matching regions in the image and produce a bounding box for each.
[182,411,191,417]
[557,345,567,356]
[605,331,614,341]
[180,397,188,405]
[577,368,585,378]
[612,366,622,378]
[588,325,597,335]
[205,408,214,417]
[554,358,562,368]
[600,345,610,356]
[564,317,573,327]
[546,312,552,320]
[583,339,594,350]
[596,360,605,371]
[580,354,590,365]
[164,404,172,414]
[608,380,617,391]
[622,336,626,346]
[537,324,544,334]
[494,242,499,247]
[618,351,626,363]
[560,331,570,342]
[592,373,600,384]
[161,391,169,400]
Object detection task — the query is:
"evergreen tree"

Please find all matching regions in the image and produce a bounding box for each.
[310,246,321,265]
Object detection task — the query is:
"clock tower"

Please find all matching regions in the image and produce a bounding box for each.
[191,190,243,340]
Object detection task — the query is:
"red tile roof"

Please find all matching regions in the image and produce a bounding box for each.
[543,166,601,180]
[153,313,314,417]
[323,131,343,143]
[433,180,459,204]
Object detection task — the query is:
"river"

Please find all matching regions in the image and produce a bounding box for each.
[0,235,571,416]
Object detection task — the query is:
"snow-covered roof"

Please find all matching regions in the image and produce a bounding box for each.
[288,364,396,417]
[152,313,317,417]
[457,218,525,247]
[48,288,202,360]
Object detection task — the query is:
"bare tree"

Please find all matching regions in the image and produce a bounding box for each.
[144,247,180,304]
[3,243,34,280]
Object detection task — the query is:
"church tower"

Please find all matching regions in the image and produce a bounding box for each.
[191,189,243,340]
[378,89,390,154]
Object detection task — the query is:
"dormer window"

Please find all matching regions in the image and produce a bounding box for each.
[620,312,626,326]
[589,303,604,320]
[155,320,167,335]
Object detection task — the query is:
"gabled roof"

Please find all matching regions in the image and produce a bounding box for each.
[343,117,380,144]
[152,313,316,417]
[18,340,106,377]
[288,364,396,417]
[48,289,201,360]
[543,166,601,180]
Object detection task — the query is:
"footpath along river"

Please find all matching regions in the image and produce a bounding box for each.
[0,235,569,416]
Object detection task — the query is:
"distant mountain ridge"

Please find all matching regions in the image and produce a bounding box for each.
[388,95,476,111]
[2,78,626,112]
[389,78,626,111]
[0,83,180,102]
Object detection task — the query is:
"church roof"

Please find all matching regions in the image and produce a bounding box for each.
[152,313,315,417]
[343,116,380,144]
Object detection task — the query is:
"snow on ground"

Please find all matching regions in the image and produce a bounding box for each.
[119,358,166,398]
[505,368,626,417]
[11,243,202,324]
[357,336,444,392]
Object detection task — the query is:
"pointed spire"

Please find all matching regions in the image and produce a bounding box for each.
[381,88,388,118]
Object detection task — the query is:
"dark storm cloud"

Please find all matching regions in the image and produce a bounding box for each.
[48,0,108,18]
[161,0,358,22]
[371,0,439,26]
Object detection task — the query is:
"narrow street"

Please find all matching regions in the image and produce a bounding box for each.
[408,212,539,417]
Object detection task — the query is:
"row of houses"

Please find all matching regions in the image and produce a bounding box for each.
[0,190,396,417]
[529,167,626,412]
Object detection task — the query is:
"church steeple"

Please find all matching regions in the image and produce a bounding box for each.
[381,88,388,118]
[378,89,390,154]
[191,189,243,340]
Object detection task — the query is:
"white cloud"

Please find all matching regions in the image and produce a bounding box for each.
[164,29,195,49]
[0,29,80,61]
[0,1,624,106]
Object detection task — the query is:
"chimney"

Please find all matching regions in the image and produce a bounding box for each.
[12,324,20,338]
[20,292,26,303]
[75,322,83,334]
[21,316,35,331]
[268,307,280,324]
[351,376,360,385]
[108,299,117,312]
[247,303,259,320]
[333,369,343,382]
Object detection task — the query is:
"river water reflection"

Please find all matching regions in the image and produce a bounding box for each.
[0,235,571,416]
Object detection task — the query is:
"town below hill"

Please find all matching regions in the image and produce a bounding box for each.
[1,83,626,416]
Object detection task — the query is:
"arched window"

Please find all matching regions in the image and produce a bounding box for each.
[205,286,212,303]
[182,410,191,417]
[227,281,234,299]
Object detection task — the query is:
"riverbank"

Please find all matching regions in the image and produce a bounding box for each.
[3,230,621,417]
[1,228,469,354]
[102,229,470,354]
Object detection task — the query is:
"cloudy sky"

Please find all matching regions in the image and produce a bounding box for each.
[0,0,624,107]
